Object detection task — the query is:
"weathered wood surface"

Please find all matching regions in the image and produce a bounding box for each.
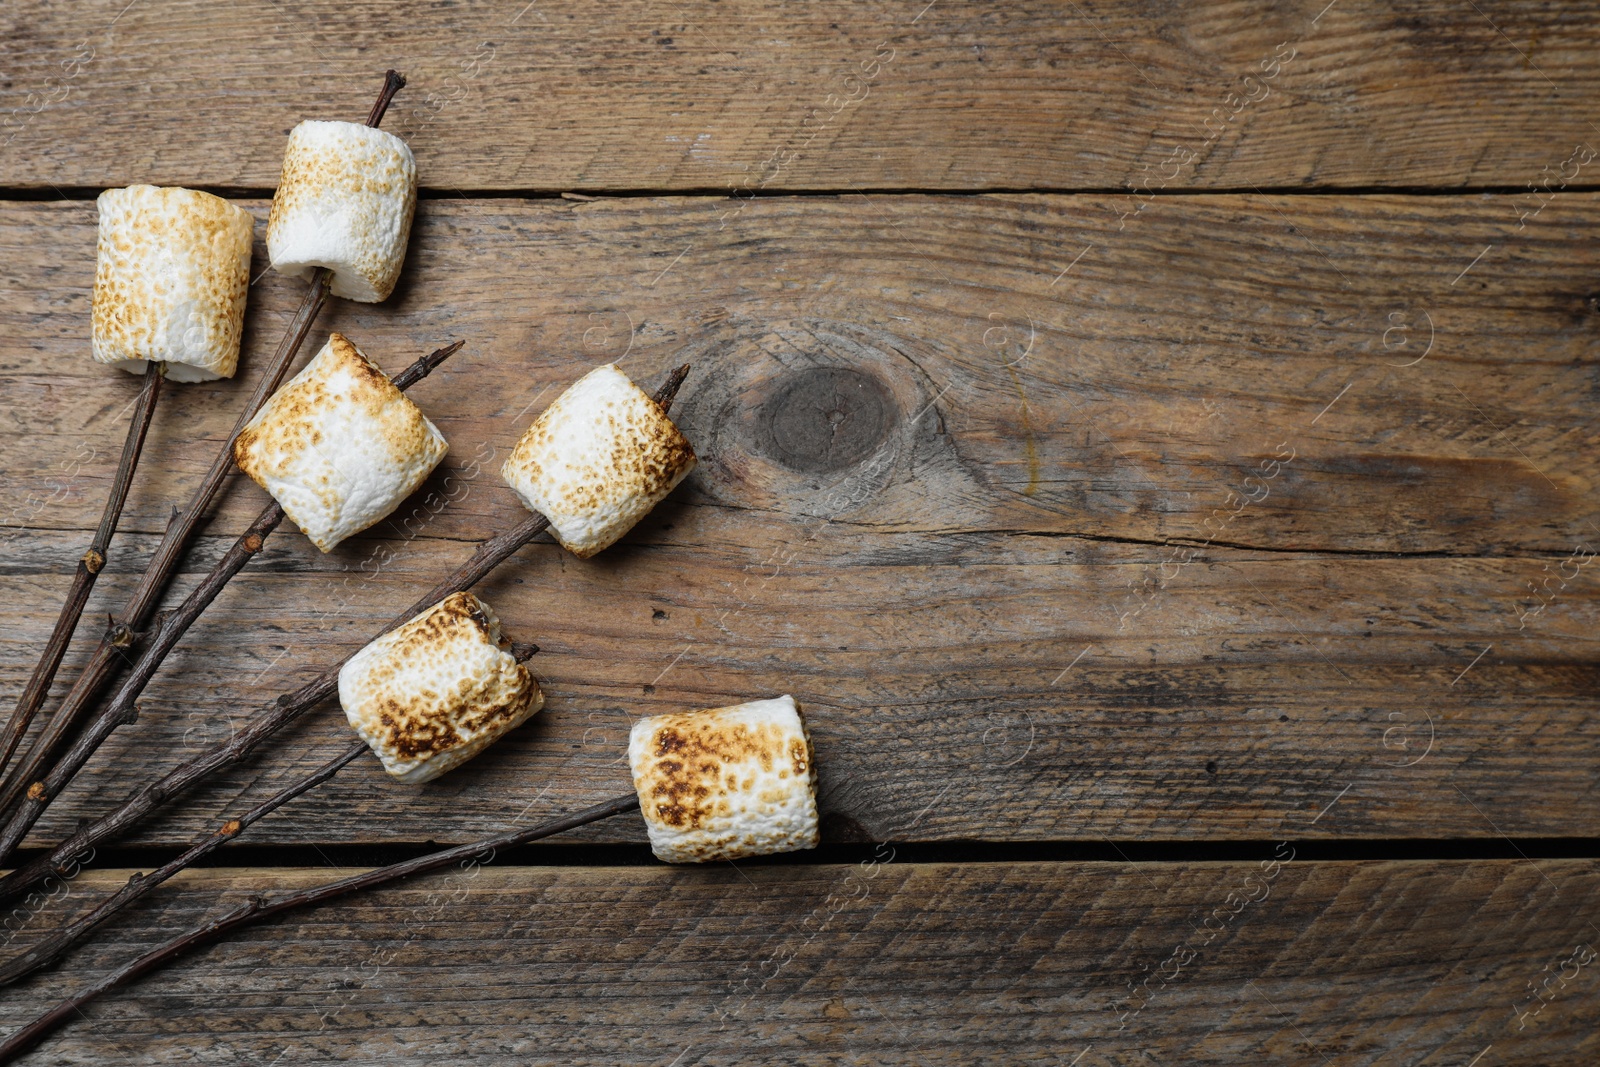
[2,192,1597,847]
[1,860,1596,1065]
[4,1,1600,192]
[2,0,1596,1061]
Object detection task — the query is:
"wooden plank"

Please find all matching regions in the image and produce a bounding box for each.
[4,193,1597,553]
[2,191,1598,846]
[7,531,1599,846]
[1,860,1596,1064]
[3,1,1600,192]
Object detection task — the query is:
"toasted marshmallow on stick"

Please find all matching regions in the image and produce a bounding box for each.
[502,364,696,558]
[339,592,543,784]
[267,120,417,303]
[628,695,820,863]
[91,185,254,383]
[233,333,448,552]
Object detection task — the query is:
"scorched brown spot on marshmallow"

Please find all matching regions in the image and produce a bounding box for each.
[267,120,417,303]
[502,364,696,558]
[628,695,819,863]
[233,333,448,552]
[338,592,542,784]
[91,185,254,382]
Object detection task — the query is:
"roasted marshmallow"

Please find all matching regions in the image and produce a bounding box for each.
[266,120,417,302]
[91,185,255,382]
[233,333,448,552]
[501,364,696,558]
[628,695,820,863]
[339,593,543,784]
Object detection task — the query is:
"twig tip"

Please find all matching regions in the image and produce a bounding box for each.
[366,70,408,127]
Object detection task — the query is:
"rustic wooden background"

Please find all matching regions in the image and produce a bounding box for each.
[2,1,1598,1063]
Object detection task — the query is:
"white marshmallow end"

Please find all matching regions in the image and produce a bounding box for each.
[266,120,417,303]
[233,333,448,552]
[628,695,820,864]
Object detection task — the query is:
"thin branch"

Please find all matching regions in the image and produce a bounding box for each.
[0,361,164,778]
[0,342,464,866]
[0,365,689,907]
[0,271,329,820]
[0,793,639,1062]
[0,635,538,989]
[0,70,408,820]
[366,70,407,127]
[0,741,365,988]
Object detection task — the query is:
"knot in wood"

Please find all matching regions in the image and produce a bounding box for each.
[109,623,135,649]
[82,547,105,573]
[26,782,48,802]
[755,367,894,473]
[242,534,264,553]
[221,819,243,836]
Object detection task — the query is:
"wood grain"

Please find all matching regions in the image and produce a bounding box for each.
[2,1,1600,192]
[1,859,1596,1065]
[3,1,1594,1059]
[1,192,1597,847]
[5,193,1598,551]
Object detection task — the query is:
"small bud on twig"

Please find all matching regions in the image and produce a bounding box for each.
[0,363,161,781]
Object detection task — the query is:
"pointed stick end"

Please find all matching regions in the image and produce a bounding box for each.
[653,363,692,413]
[366,70,408,127]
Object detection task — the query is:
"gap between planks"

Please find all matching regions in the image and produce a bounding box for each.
[4,184,1600,203]
[12,837,1600,870]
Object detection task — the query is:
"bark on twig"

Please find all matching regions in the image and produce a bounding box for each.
[0,793,639,1062]
[0,361,164,778]
[0,70,409,821]
[0,742,366,988]
[0,342,463,866]
[0,628,538,988]
[0,365,689,906]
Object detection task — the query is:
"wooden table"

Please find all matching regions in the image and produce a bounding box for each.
[2,2,1597,1063]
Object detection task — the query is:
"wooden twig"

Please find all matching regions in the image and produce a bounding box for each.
[0,365,690,907]
[0,70,408,821]
[366,70,407,126]
[0,638,538,989]
[0,342,464,867]
[0,361,164,779]
[0,793,639,1062]
[0,742,366,989]
[0,269,330,820]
